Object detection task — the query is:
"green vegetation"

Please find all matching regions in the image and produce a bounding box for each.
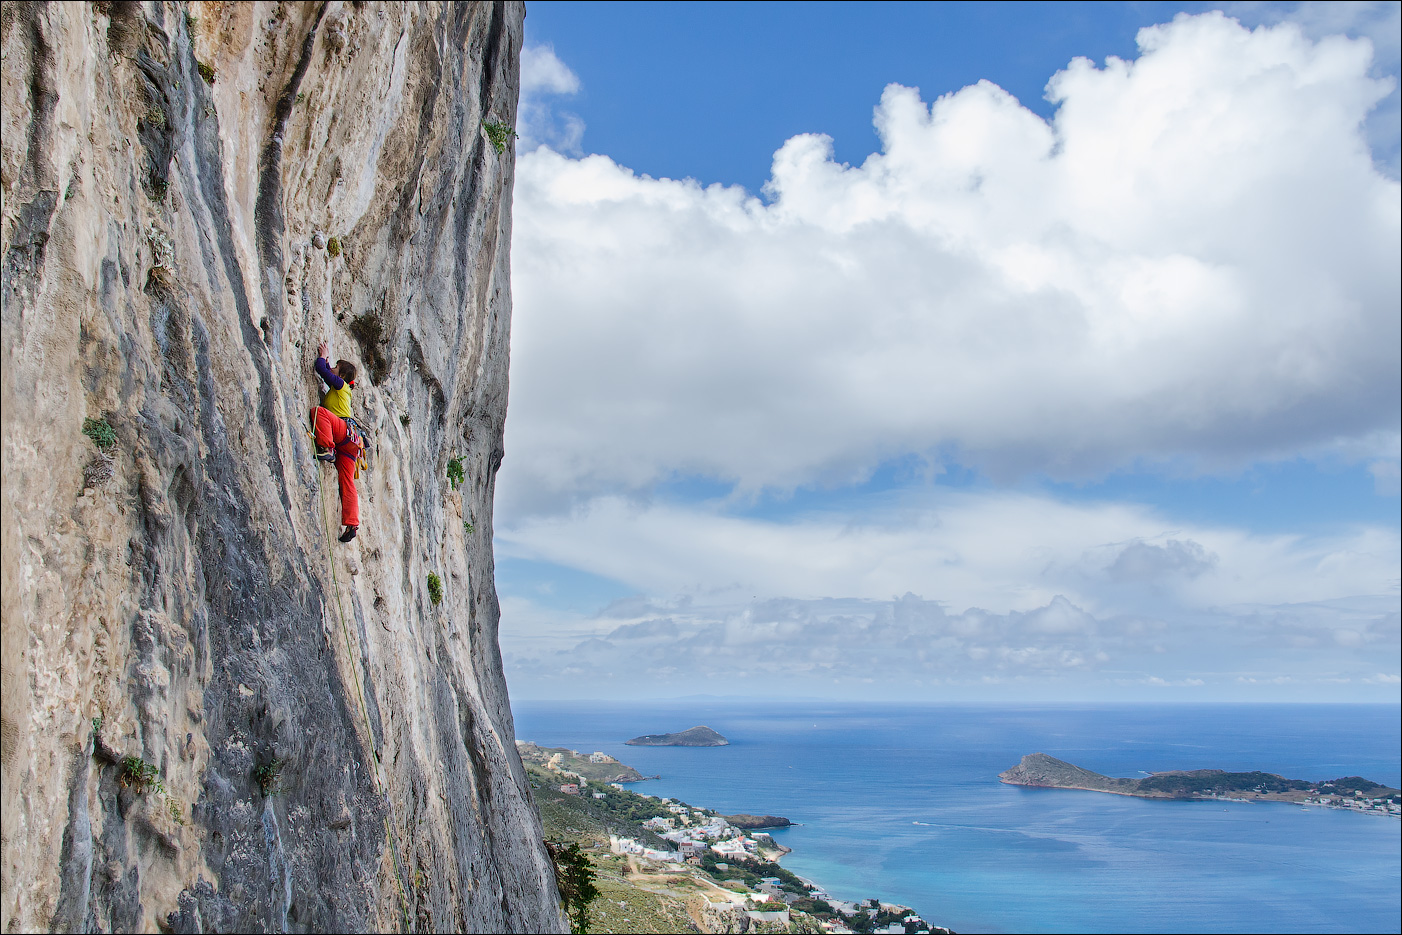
[446,455,465,490]
[1137,770,1312,796]
[584,785,674,825]
[464,522,474,535]
[119,755,187,823]
[150,178,169,202]
[197,60,215,83]
[483,121,518,154]
[296,91,306,105]
[427,572,443,606]
[327,236,343,257]
[790,897,834,916]
[1136,770,1400,798]
[400,414,411,426]
[526,763,671,848]
[254,758,284,796]
[547,841,600,934]
[697,850,807,895]
[91,716,103,734]
[1321,776,1392,795]
[83,417,117,449]
[144,105,167,129]
[120,756,165,796]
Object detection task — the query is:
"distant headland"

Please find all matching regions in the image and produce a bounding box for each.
[723,813,793,829]
[1000,753,1401,816]
[625,725,730,747]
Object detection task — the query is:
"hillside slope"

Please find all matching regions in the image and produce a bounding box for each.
[1,2,561,931]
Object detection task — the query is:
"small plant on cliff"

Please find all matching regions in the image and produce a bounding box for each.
[83,417,117,449]
[427,572,444,606]
[463,522,474,535]
[483,121,518,155]
[348,312,388,384]
[327,236,343,257]
[254,758,284,796]
[120,756,165,796]
[446,455,465,490]
[546,841,599,934]
[400,414,411,427]
[196,60,216,83]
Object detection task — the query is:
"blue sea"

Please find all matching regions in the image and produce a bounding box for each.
[511,702,1401,934]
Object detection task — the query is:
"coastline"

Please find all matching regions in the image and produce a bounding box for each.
[512,701,1401,935]
[521,740,949,933]
[999,753,1402,818]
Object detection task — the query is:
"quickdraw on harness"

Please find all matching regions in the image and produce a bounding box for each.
[344,416,372,478]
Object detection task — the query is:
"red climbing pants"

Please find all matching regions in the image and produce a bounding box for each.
[312,406,360,528]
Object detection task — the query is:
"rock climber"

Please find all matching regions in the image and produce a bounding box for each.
[310,342,361,542]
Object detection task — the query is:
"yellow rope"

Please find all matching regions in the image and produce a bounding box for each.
[315,458,413,930]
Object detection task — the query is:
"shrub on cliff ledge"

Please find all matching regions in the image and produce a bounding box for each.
[83,417,117,449]
[427,572,443,606]
[483,121,518,154]
[120,756,164,796]
[349,312,388,384]
[254,758,284,796]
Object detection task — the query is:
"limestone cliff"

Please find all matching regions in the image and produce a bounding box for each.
[1,2,563,931]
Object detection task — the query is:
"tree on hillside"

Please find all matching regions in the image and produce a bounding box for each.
[546,841,599,934]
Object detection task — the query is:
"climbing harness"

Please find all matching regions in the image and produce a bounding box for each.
[313,461,412,928]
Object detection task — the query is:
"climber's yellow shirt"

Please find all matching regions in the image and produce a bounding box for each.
[315,356,353,417]
[323,383,352,418]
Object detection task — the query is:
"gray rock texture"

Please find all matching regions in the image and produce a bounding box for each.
[1,2,563,931]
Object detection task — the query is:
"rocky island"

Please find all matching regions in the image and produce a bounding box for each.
[626,725,730,746]
[723,814,794,830]
[1001,753,1401,815]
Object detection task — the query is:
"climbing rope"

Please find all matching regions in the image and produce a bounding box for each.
[315,459,414,930]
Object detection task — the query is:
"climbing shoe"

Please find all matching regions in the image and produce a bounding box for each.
[339,525,358,543]
[315,447,336,463]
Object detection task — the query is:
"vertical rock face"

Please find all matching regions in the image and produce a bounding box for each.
[1,2,562,932]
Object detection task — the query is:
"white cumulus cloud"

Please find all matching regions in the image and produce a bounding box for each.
[504,12,1400,516]
[518,44,584,153]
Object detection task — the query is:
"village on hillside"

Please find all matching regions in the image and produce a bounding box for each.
[518,741,949,934]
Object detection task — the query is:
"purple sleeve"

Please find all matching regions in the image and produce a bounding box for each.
[315,357,344,390]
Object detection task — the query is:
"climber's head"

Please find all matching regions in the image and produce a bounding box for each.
[336,359,358,386]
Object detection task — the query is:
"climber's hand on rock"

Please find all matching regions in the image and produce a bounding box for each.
[318,342,328,359]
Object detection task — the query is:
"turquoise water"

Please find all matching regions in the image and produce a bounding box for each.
[511,702,1401,934]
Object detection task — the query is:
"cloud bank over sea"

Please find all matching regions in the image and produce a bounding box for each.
[501,11,1401,700]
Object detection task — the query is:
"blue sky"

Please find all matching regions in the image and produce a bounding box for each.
[496,1,1401,701]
